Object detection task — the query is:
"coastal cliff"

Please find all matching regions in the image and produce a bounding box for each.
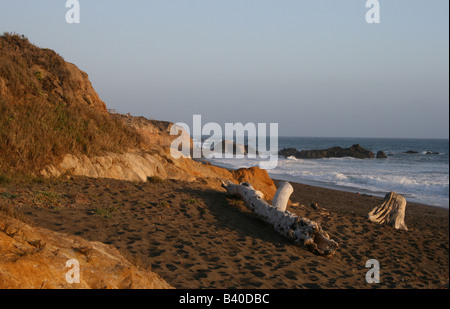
[0,34,279,289]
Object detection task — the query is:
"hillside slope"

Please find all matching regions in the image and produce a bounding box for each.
[0,33,142,176]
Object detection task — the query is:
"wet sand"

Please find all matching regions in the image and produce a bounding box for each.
[2,176,448,289]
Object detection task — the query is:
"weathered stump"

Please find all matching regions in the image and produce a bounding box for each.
[222,180,338,256]
[367,192,408,231]
[272,181,294,212]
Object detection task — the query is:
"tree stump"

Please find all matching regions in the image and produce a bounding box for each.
[367,192,408,231]
[222,180,338,256]
[272,181,294,212]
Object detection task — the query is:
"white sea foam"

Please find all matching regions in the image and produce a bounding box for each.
[206,137,449,208]
[209,156,449,209]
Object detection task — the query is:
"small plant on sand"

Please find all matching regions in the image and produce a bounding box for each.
[1,192,18,199]
[185,198,202,205]
[0,174,11,184]
[147,176,165,184]
[91,206,118,219]
[0,202,25,221]
[32,190,62,209]
[37,191,60,198]
[92,208,113,218]
[34,71,43,80]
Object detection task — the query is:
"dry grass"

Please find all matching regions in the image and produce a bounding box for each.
[0,200,25,222]
[0,33,143,178]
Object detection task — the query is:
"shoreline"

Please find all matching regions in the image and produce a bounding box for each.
[273,177,448,212]
[204,159,449,210]
[279,178,449,217]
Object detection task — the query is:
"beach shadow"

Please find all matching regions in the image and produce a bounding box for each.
[173,186,292,247]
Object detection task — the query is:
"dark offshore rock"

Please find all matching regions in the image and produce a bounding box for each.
[376,151,388,159]
[404,150,419,154]
[279,144,375,159]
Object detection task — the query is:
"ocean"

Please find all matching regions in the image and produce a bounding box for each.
[204,137,449,209]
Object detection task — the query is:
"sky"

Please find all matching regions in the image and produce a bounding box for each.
[0,0,449,138]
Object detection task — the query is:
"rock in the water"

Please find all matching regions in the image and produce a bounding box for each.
[403,150,419,154]
[279,144,374,159]
[376,151,388,159]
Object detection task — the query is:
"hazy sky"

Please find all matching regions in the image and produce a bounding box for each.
[1,0,448,138]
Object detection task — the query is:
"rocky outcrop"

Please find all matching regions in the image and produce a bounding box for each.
[63,62,107,112]
[376,151,388,159]
[116,114,193,151]
[41,150,171,183]
[40,149,282,202]
[232,167,278,202]
[0,213,172,289]
[279,144,375,159]
[40,148,236,187]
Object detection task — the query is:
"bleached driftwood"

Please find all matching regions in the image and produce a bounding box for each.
[367,192,408,231]
[272,181,294,212]
[222,180,338,256]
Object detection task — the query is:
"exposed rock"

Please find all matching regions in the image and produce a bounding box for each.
[279,144,375,159]
[376,151,388,159]
[0,213,172,289]
[40,147,237,189]
[116,114,193,151]
[232,167,277,202]
[41,150,168,183]
[41,153,282,203]
[64,62,107,112]
[403,150,419,154]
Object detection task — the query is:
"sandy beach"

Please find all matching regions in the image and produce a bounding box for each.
[2,175,447,289]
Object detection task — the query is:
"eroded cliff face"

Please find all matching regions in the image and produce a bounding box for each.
[116,115,192,150]
[40,147,236,191]
[0,213,172,289]
[61,62,107,112]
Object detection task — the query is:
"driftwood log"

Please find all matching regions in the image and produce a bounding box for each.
[367,192,408,231]
[222,180,338,256]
